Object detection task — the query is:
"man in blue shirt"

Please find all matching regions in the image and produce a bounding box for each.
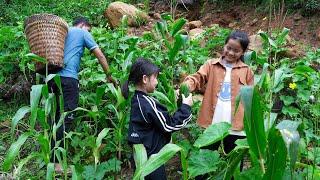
[48,17,112,165]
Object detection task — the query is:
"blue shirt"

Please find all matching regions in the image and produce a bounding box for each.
[58,27,98,80]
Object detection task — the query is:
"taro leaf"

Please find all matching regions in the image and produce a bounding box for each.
[11,106,30,136]
[193,122,231,148]
[46,163,55,180]
[170,18,187,37]
[188,149,220,178]
[224,147,249,180]
[294,65,315,74]
[240,86,266,171]
[3,132,30,171]
[280,95,295,106]
[135,144,181,179]
[133,144,148,174]
[263,127,287,180]
[30,84,44,129]
[83,158,121,180]
[282,106,300,116]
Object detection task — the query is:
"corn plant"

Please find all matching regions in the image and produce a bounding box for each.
[133,143,183,180]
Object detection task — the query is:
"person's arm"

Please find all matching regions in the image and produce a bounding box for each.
[142,95,193,133]
[246,68,254,85]
[183,60,211,92]
[92,47,110,75]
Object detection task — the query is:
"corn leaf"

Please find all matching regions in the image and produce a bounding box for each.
[3,132,30,171]
[240,86,267,172]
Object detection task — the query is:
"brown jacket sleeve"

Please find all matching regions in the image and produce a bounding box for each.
[183,60,211,92]
[246,67,254,85]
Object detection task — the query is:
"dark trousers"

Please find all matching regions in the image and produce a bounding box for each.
[195,135,245,180]
[48,77,79,162]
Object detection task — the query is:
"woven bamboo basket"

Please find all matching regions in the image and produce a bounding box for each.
[24,13,68,74]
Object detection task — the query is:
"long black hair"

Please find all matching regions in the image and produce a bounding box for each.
[121,58,160,99]
[225,30,250,62]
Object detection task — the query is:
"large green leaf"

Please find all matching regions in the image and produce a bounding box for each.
[240,86,267,172]
[25,53,47,63]
[259,32,277,48]
[37,134,50,163]
[263,127,287,180]
[134,143,181,179]
[257,63,270,89]
[264,113,277,133]
[188,149,220,178]
[71,165,83,180]
[46,163,55,180]
[168,34,188,63]
[45,74,62,93]
[180,148,188,180]
[152,90,174,108]
[95,86,106,105]
[193,122,231,148]
[224,147,249,180]
[30,84,44,128]
[3,133,30,171]
[94,128,110,166]
[156,21,166,39]
[244,51,257,65]
[11,106,30,136]
[276,28,290,45]
[276,120,301,173]
[170,18,187,37]
[133,144,148,174]
[83,158,121,180]
[96,128,110,147]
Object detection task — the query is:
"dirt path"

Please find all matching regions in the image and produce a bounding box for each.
[149,1,320,48]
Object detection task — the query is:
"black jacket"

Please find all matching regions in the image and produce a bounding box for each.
[128,90,192,156]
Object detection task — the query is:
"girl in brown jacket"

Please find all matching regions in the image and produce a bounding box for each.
[183,31,253,176]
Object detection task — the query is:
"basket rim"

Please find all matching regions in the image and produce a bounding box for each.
[24,13,68,30]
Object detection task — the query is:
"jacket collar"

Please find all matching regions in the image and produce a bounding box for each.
[211,57,248,68]
[135,90,148,96]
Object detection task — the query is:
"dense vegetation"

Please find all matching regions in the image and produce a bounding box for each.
[0,0,319,179]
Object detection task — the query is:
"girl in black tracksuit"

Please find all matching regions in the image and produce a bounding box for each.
[122,58,193,180]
